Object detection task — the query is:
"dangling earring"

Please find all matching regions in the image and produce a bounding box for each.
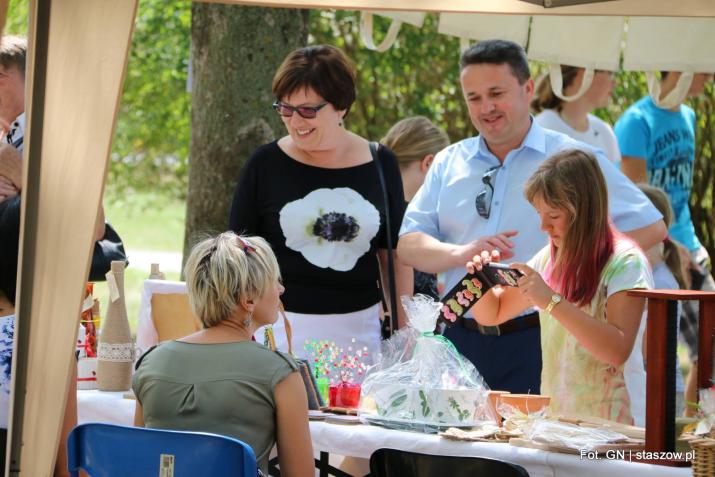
[243,311,253,327]
[338,119,344,127]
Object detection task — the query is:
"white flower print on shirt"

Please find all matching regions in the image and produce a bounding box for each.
[279,188,380,271]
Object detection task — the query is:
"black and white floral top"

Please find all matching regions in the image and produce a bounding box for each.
[0,314,14,429]
[229,141,405,315]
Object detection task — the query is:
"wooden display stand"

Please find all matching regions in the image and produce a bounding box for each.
[627,289,715,466]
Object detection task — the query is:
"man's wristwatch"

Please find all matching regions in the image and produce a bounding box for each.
[545,293,562,314]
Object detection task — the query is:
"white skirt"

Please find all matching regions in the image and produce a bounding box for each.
[255,303,382,365]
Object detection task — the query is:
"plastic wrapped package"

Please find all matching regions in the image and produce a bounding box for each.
[358,295,490,432]
[521,419,630,452]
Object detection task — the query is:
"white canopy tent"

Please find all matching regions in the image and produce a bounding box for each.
[6,0,715,475]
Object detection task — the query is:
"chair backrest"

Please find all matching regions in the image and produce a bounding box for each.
[136,279,201,352]
[151,293,199,341]
[369,448,530,477]
[67,423,257,477]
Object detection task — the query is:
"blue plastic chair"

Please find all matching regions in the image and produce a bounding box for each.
[67,423,257,477]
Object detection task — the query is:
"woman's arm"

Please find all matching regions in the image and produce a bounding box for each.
[512,263,645,367]
[377,249,413,329]
[133,402,145,427]
[548,291,644,367]
[274,372,313,477]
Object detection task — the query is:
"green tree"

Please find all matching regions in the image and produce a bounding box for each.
[109,0,191,200]
[183,4,308,262]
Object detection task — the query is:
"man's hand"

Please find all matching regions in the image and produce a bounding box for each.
[0,176,19,202]
[458,230,518,262]
[0,143,22,190]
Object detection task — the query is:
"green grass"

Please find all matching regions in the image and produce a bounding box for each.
[104,191,186,252]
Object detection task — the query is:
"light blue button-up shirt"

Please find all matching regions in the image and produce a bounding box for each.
[400,120,663,296]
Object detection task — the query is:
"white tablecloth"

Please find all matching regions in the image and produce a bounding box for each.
[309,421,689,477]
[78,390,135,426]
[77,391,690,477]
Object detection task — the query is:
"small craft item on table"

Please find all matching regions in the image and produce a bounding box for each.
[324,414,362,425]
[438,262,523,327]
[440,422,523,442]
[77,283,99,390]
[359,295,490,433]
[305,338,369,409]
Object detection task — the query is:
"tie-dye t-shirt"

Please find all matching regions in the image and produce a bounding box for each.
[0,314,14,429]
[528,240,652,424]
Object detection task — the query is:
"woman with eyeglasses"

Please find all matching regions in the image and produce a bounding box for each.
[133,232,314,477]
[229,45,411,359]
[466,149,652,424]
[532,66,621,166]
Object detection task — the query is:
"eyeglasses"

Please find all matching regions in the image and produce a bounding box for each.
[272,101,328,119]
[475,165,502,219]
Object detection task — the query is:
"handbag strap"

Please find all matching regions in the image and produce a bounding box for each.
[265,301,294,355]
[370,141,398,337]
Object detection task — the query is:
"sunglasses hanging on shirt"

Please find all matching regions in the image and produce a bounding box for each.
[475,165,502,219]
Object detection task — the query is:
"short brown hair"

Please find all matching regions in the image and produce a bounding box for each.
[0,36,27,77]
[460,39,531,85]
[272,45,356,115]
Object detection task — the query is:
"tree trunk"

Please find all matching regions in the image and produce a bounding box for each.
[184,4,308,267]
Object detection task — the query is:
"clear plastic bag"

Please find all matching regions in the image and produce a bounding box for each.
[358,295,490,433]
[521,419,630,452]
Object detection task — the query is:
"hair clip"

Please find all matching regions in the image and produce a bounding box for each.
[236,236,256,254]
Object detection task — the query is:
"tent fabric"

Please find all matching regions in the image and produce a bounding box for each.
[214,0,715,17]
[623,17,715,73]
[528,15,623,71]
[437,13,530,49]
[646,72,694,109]
[359,11,425,52]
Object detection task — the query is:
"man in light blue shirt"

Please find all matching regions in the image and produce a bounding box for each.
[398,40,666,394]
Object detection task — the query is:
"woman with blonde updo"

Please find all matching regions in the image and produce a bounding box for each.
[381,116,450,202]
[532,65,620,165]
[133,232,313,477]
[382,116,449,298]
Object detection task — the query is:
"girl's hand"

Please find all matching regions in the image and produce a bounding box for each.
[467,249,501,274]
[511,263,555,310]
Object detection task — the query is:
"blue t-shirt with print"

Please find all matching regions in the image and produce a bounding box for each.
[615,96,699,251]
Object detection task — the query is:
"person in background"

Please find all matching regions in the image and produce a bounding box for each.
[133,232,313,477]
[229,45,412,359]
[532,65,621,166]
[0,36,27,202]
[0,197,76,476]
[637,183,689,417]
[615,71,715,415]
[0,35,106,240]
[398,39,665,395]
[468,149,652,424]
[381,116,449,299]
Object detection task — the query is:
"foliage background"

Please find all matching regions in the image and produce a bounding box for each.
[4,3,714,262]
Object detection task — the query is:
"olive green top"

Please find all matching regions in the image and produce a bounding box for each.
[132,340,297,474]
